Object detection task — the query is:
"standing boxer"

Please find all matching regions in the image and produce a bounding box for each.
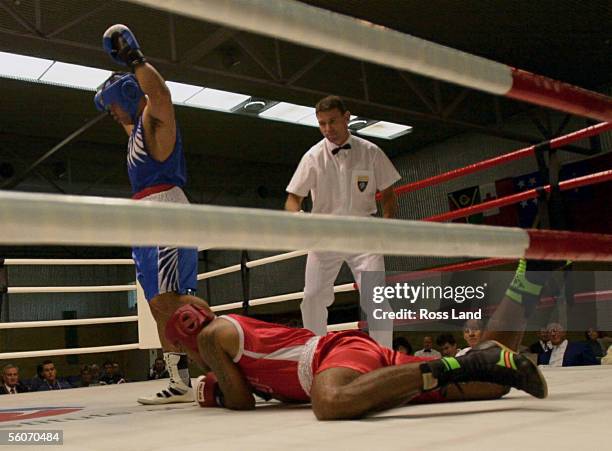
[285,96,400,347]
[95,24,199,404]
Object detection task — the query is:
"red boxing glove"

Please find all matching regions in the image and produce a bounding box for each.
[165,304,215,354]
[196,373,224,407]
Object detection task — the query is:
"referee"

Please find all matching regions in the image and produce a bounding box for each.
[285,96,400,347]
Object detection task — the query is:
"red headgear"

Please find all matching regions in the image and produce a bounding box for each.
[165,304,215,354]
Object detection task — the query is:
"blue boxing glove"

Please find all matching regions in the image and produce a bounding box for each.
[103,24,146,67]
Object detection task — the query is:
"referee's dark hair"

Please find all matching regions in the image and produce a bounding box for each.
[315,95,347,114]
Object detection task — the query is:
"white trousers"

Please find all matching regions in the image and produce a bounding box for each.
[301,251,393,348]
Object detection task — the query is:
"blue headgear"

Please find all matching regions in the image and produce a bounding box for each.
[94,73,144,122]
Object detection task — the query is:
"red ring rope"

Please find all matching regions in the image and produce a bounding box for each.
[376,121,612,200]
[424,169,612,223]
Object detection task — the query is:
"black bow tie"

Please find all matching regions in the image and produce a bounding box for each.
[332,143,351,155]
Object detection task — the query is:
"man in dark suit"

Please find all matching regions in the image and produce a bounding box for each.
[529,327,551,355]
[538,323,599,367]
[1,364,29,394]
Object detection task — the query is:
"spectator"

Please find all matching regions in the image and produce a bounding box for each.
[414,336,442,359]
[0,364,28,394]
[538,322,599,367]
[99,360,126,385]
[584,328,605,362]
[89,363,101,385]
[27,363,45,391]
[74,365,96,388]
[598,332,612,354]
[392,337,413,355]
[529,327,552,355]
[148,358,170,380]
[602,345,612,365]
[112,362,126,384]
[37,360,72,390]
[436,334,459,357]
[456,319,483,357]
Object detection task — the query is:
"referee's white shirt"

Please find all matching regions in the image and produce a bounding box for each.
[286,134,401,216]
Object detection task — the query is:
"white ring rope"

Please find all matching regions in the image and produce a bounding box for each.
[0,344,141,360]
[1,188,609,356]
[1,257,140,359]
[0,191,531,259]
[129,0,512,95]
[3,259,134,265]
[212,282,355,313]
[197,250,307,280]
[2,191,610,261]
[7,284,136,294]
[127,0,612,121]
[0,316,138,329]
[197,263,241,281]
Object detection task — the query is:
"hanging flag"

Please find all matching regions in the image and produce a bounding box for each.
[479,182,499,216]
[448,185,483,224]
[512,171,543,227]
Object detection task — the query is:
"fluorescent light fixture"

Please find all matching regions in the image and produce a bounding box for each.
[357,121,412,140]
[297,113,320,127]
[301,113,359,128]
[40,62,112,91]
[0,50,414,139]
[185,87,249,111]
[166,81,203,103]
[0,51,53,81]
[348,118,369,129]
[243,100,267,113]
[259,102,314,123]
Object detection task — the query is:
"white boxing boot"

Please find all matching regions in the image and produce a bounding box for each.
[137,352,194,405]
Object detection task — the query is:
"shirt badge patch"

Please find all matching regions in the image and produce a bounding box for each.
[357,175,369,192]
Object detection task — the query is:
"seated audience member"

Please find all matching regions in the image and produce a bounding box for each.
[28,363,45,391]
[598,332,612,355]
[89,363,101,385]
[112,361,126,383]
[392,337,413,355]
[37,360,72,390]
[74,365,96,388]
[99,360,126,385]
[529,327,552,355]
[436,334,459,357]
[148,357,170,380]
[414,335,442,359]
[456,319,483,357]
[1,364,29,394]
[584,328,605,362]
[538,323,599,367]
[601,346,612,365]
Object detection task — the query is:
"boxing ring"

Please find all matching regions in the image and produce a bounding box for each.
[1,367,611,450]
[1,0,612,449]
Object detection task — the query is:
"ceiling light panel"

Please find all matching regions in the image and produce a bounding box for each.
[0,51,53,81]
[357,121,413,140]
[259,102,314,123]
[40,62,112,90]
[185,88,250,111]
[166,81,203,103]
[0,50,414,140]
